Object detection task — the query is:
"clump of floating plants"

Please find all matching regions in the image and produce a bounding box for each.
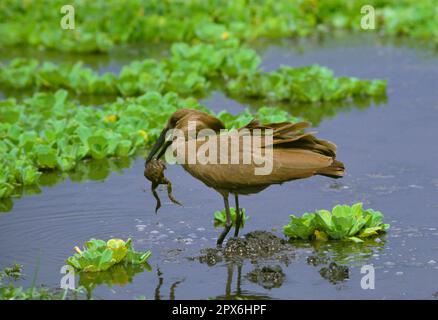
[1,1,437,52]
[283,203,389,243]
[0,263,86,300]
[67,238,151,273]
[0,42,386,103]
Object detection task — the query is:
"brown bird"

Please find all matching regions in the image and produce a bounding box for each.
[145,109,345,246]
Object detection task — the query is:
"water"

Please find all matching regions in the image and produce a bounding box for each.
[1,35,438,299]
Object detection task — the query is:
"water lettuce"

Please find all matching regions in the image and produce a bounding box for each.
[226,66,387,103]
[214,208,249,228]
[0,264,85,300]
[0,1,436,52]
[283,203,389,242]
[67,238,151,273]
[0,40,386,104]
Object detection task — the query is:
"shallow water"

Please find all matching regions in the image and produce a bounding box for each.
[1,35,438,299]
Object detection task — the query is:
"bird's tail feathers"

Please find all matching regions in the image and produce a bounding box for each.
[317,159,345,179]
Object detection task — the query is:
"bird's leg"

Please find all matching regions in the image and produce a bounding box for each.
[234,194,242,237]
[217,195,232,247]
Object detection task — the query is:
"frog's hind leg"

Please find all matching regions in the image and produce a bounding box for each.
[151,182,162,213]
[166,181,182,206]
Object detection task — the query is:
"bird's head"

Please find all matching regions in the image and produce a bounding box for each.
[145,109,225,164]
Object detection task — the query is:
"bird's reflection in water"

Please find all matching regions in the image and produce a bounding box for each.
[213,263,273,300]
[196,231,293,299]
[154,268,185,300]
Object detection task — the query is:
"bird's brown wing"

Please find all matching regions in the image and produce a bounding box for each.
[242,120,337,157]
[182,147,339,194]
[180,136,343,195]
[173,117,344,195]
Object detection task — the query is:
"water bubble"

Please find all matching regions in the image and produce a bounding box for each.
[182,238,194,245]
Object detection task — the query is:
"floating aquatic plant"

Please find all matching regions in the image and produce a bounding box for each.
[0,43,386,103]
[0,42,259,96]
[283,203,390,242]
[214,208,249,228]
[0,264,86,300]
[226,65,387,103]
[67,238,151,273]
[1,1,436,52]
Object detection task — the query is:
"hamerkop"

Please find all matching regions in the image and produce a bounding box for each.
[145,109,345,246]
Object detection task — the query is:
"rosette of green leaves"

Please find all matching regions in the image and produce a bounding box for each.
[67,239,118,272]
[67,238,151,273]
[283,203,390,242]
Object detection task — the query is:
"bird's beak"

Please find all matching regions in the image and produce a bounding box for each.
[145,125,172,164]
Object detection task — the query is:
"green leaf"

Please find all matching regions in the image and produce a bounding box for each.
[106,239,128,263]
[283,213,316,240]
[115,140,132,157]
[347,236,364,243]
[34,145,57,169]
[87,135,108,160]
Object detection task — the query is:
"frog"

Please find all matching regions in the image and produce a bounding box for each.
[144,158,182,212]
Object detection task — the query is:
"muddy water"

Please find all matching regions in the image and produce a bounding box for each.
[1,35,438,299]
